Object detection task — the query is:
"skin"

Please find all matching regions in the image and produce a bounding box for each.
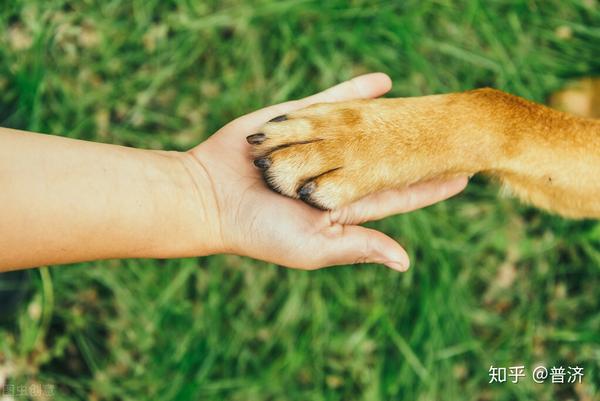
[0,73,468,273]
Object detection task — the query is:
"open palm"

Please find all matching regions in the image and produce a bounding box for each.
[190,73,467,271]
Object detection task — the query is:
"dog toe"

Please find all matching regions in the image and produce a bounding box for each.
[247,101,397,209]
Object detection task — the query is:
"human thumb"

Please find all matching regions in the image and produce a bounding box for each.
[318,225,410,271]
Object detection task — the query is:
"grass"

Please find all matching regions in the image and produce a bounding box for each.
[0,0,599,400]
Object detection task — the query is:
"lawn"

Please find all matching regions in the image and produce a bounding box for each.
[0,0,599,400]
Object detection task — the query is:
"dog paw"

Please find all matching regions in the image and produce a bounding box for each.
[247,99,443,210]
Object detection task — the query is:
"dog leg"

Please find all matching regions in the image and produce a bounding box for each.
[248,89,600,218]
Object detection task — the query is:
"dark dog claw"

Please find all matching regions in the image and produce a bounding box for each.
[253,157,271,169]
[298,181,316,199]
[268,115,287,122]
[246,133,266,145]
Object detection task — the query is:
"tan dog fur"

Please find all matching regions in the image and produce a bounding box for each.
[248,88,600,219]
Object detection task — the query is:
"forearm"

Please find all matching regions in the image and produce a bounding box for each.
[0,128,221,271]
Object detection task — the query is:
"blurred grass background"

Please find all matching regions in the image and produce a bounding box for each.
[0,0,599,400]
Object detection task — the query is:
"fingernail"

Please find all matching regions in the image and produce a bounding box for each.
[269,114,287,122]
[246,133,266,145]
[385,261,409,272]
[253,158,271,169]
[385,249,410,271]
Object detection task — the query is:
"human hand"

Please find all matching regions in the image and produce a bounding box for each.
[189,73,467,271]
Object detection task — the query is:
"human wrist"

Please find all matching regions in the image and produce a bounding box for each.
[120,148,225,260]
[168,149,226,257]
